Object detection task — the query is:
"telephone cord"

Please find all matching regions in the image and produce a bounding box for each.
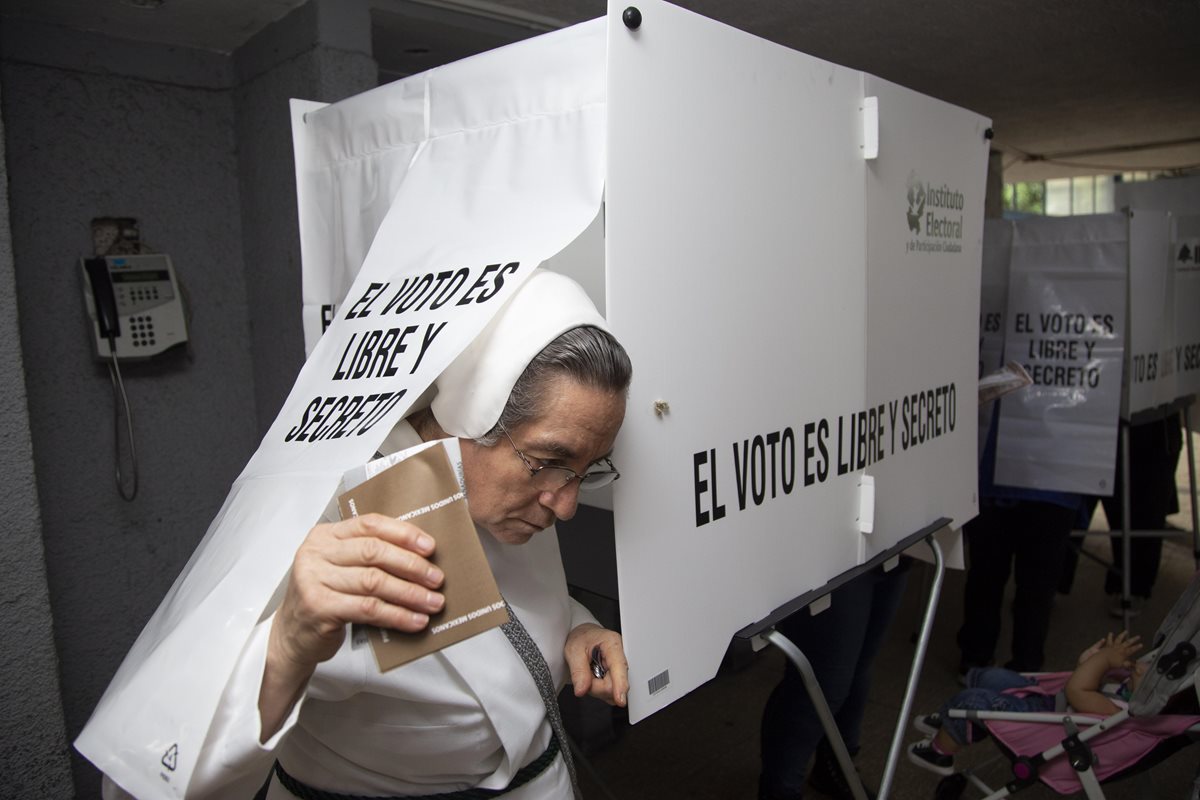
[106,344,139,501]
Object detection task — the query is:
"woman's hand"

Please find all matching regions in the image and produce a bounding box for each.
[564,623,629,707]
[259,514,445,739]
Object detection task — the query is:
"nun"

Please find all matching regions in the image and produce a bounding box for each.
[123,270,632,800]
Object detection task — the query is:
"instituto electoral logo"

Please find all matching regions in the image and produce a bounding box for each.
[905,170,965,254]
[1177,240,1200,270]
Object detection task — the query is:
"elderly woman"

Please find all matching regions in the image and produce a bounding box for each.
[125,271,632,800]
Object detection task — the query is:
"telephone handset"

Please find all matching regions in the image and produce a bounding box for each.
[83,257,121,340]
[80,254,189,359]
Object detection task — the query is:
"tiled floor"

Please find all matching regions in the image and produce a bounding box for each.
[569,452,1200,799]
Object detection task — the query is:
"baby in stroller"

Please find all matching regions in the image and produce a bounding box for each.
[907,632,1146,776]
[906,569,1200,798]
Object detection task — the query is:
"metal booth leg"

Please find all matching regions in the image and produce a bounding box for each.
[879,536,946,800]
[765,630,871,800]
[765,533,947,800]
[1120,420,1133,631]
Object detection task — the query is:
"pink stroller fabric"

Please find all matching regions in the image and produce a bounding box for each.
[984,671,1200,794]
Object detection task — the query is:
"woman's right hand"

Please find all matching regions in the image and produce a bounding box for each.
[259,514,445,738]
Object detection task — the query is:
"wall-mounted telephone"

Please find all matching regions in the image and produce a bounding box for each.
[80,254,189,359]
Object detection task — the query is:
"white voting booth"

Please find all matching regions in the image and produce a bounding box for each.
[1167,215,1200,407]
[983,209,1200,492]
[608,4,986,725]
[981,209,1200,625]
[1122,210,1200,610]
[992,213,1131,496]
[77,3,989,798]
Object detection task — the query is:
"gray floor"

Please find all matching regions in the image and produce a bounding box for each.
[569,457,1200,799]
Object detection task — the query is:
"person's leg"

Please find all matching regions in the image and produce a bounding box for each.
[831,562,909,750]
[1127,536,1164,598]
[1106,415,1181,599]
[1104,513,1163,600]
[937,677,1043,750]
[968,666,1037,693]
[934,688,996,751]
[910,685,1051,776]
[1101,489,1124,597]
[759,575,876,799]
[1009,501,1074,672]
[1127,416,1181,596]
[1103,490,1164,600]
[808,563,910,798]
[957,507,1016,671]
[1058,537,1081,595]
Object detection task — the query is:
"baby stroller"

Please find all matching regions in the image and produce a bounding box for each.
[920,571,1200,799]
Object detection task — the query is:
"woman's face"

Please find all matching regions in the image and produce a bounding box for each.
[460,375,626,545]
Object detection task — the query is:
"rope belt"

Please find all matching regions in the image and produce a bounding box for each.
[273,734,560,800]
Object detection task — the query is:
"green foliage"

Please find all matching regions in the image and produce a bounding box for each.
[1004,181,1045,214]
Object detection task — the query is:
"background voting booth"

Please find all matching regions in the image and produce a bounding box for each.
[981,211,1200,627]
[76,3,989,799]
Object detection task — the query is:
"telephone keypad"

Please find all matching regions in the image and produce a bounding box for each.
[128,315,156,348]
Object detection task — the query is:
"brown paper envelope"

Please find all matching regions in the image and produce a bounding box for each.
[337,443,508,671]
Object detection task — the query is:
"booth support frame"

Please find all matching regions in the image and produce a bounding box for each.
[740,519,952,800]
[1072,396,1200,630]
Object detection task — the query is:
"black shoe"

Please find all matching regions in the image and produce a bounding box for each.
[809,742,876,800]
[907,740,954,777]
[912,712,941,737]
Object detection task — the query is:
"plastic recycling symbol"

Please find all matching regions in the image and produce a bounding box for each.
[161,743,178,771]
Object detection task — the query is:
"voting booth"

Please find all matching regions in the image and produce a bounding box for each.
[980,209,1200,626]
[76,3,990,798]
[987,213,1131,496]
[1166,214,1200,408]
[981,210,1199,485]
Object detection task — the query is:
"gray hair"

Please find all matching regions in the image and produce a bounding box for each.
[475,325,632,446]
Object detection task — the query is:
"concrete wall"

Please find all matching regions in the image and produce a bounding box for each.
[0,78,76,800]
[0,22,259,797]
[0,2,376,796]
[234,0,377,433]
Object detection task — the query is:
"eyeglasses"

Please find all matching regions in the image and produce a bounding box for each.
[502,429,620,492]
